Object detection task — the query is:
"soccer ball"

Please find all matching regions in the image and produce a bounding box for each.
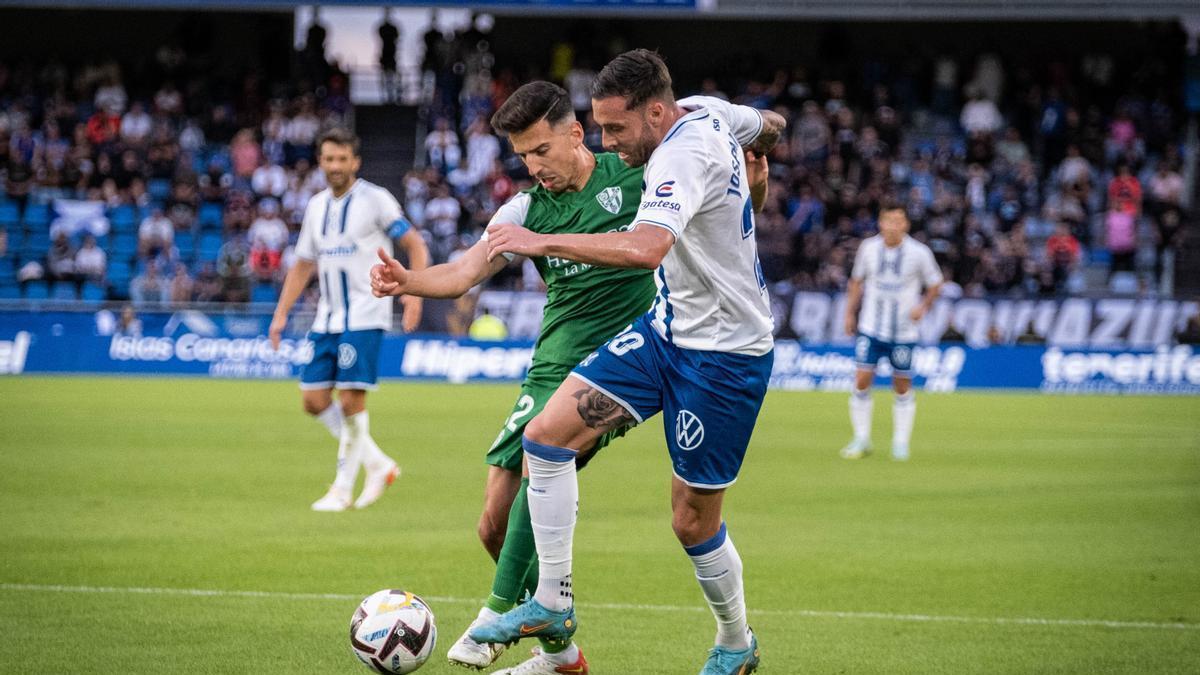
[349,589,437,674]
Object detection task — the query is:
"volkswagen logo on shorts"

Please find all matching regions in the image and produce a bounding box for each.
[337,344,358,369]
[675,409,705,451]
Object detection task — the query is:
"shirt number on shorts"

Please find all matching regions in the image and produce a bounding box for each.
[505,394,536,432]
[608,331,645,356]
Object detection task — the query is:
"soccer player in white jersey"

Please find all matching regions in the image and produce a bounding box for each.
[841,205,943,461]
[269,127,429,511]
[469,50,785,675]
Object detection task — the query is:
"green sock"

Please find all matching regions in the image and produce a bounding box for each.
[485,477,536,614]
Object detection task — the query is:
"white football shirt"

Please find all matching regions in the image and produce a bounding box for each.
[850,234,943,343]
[295,179,411,333]
[633,95,773,356]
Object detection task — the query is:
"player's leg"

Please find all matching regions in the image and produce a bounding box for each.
[301,333,357,511]
[889,343,917,461]
[302,387,342,438]
[332,330,398,509]
[471,319,662,648]
[662,345,770,675]
[843,334,879,459]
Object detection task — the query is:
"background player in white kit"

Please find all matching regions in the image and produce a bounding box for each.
[269,127,429,511]
[471,50,785,675]
[841,205,942,461]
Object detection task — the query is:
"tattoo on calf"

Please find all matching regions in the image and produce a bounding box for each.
[573,387,634,430]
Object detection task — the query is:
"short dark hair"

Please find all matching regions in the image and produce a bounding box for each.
[591,49,674,110]
[317,127,360,156]
[490,81,574,136]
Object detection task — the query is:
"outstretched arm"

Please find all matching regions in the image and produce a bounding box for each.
[371,238,506,299]
[746,109,786,157]
[485,222,675,270]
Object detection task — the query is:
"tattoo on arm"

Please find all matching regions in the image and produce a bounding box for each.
[573,387,635,431]
[748,110,786,156]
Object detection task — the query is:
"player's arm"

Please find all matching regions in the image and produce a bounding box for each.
[395,228,431,333]
[745,110,786,157]
[844,242,868,336]
[746,150,769,213]
[485,223,674,270]
[372,238,508,299]
[910,248,945,322]
[270,257,316,349]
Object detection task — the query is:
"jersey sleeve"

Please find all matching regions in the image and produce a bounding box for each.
[850,239,870,280]
[481,192,532,261]
[921,245,944,287]
[294,199,320,261]
[633,140,705,238]
[678,95,763,147]
[375,188,412,239]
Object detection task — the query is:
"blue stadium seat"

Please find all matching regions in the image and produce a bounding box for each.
[148,178,171,202]
[251,283,278,304]
[51,281,78,301]
[109,205,137,232]
[112,233,139,260]
[22,204,51,229]
[0,203,20,229]
[81,281,107,303]
[24,281,49,299]
[0,283,20,299]
[198,233,223,262]
[0,257,14,283]
[199,203,224,228]
[175,233,195,259]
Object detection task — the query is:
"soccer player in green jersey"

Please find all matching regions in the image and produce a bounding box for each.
[371,81,655,675]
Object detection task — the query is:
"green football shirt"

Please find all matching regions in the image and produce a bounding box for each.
[488,152,656,366]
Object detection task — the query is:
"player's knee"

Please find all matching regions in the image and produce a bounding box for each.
[671,509,712,548]
[523,414,555,447]
[302,393,330,416]
[893,379,912,395]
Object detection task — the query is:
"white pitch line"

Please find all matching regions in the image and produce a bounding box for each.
[2,582,1195,632]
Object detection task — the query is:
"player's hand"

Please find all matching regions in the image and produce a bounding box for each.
[400,295,423,333]
[269,313,287,350]
[744,149,769,189]
[844,315,857,337]
[371,247,409,297]
[910,305,927,322]
[486,223,545,261]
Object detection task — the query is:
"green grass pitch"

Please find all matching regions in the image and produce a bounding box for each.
[1,377,1198,674]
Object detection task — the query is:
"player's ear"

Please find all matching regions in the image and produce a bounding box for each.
[569,121,584,144]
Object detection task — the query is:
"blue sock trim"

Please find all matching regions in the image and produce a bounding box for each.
[684,522,727,557]
[522,436,577,463]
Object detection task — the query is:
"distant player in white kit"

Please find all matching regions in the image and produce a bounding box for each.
[841,205,942,461]
[469,50,785,675]
[269,127,430,511]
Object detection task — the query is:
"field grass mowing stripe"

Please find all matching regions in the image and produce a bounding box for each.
[4,583,1195,632]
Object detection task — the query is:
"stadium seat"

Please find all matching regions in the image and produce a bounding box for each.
[176,233,195,260]
[112,234,139,260]
[0,203,21,229]
[22,204,51,230]
[81,281,107,303]
[199,204,224,228]
[51,281,78,301]
[251,283,278,304]
[24,281,49,299]
[198,233,223,262]
[0,283,20,299]
[0,257,14,283]
[148,178,171,202]
[109,205,137,232]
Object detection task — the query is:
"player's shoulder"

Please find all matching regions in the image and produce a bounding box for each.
[595,152,644,183]
[355,179,398,203]
[902,235,934,256]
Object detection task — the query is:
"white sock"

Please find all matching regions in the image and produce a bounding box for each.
[523,437,578,612]
[316,403,343,439]
[474,605,499,625]
[893,391,916,447]
[849,388,873,442]
[350,411,392,469]
[543,643,580,665]
[332,411,367,493]
[687,523,751,651]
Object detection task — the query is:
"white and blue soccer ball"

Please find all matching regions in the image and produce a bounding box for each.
[349,589,437,674]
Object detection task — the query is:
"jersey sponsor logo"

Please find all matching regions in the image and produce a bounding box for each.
[596,186,623,214]
[319,243,359,257]
[338,344,358,369]
[654,181,675,197]
[639,199,680,212]
[675,409,705,451]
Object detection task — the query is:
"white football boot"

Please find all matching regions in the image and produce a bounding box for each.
[839,437,872,459]
[310,485,352,512]
[891,442,910,461]
[447,614,505,669]
[354,461,400,509]
[493,646,589,675]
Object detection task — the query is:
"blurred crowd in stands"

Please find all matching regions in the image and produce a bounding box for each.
[0,18,1193,312]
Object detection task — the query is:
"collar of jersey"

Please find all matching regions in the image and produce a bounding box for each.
[329,179,360,202]
[662,107,711,145]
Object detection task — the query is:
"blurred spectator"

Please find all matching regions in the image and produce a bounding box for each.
[120,101,152,146]
[217,235,251,302]
[193,262,222,302]
[75,234,108,285]
[251,160,287,198]
[1045,222,1081,292]
[46,233,77,284]
[425,117,461,173]
[960,87,1003,136]
[230,129,261,179]
[138,207,174,257]
[169,262,194,303]
[130,263,169,305]
[116,305,143,336]
[248,200,288,280]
